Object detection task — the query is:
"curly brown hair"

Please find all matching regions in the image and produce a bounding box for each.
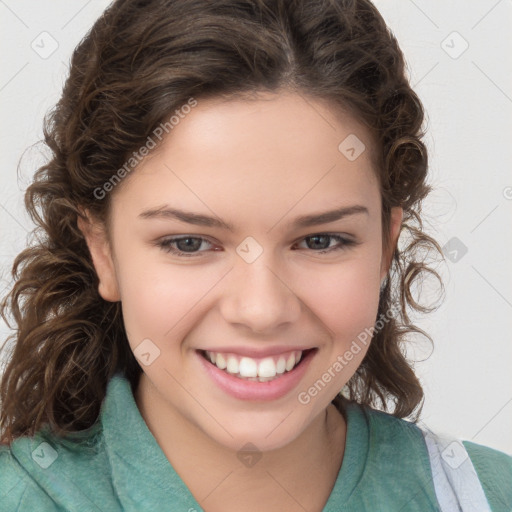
[0,0,445,445]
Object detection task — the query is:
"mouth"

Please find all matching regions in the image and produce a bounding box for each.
[196,348,317,401]
[198,348,315,382]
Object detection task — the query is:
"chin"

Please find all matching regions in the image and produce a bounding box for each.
[193,406,316,455]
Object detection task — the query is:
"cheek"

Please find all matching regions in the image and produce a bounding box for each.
[298,255,382,392]
[300,255,382,336]
[296,275,380,412]
[117,260,222,346]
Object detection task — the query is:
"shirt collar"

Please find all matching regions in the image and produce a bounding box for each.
[101,371,368,511]
[101,371,203,511]
[322,401,369,510]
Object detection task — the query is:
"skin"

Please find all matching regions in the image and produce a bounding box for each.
[79,90,403,512]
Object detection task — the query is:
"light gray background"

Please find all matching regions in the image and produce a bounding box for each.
[1,0,511,453]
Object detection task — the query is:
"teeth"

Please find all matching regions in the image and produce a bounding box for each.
[204,350,305,380]
[258,357,276,378]
[285,353,295,371]
[276,357,286,374]
[226,356,239,374]
[239,357,258,378]
[215,353,227,370]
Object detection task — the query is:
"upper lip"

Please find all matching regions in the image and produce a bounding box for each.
[197,346,316,358]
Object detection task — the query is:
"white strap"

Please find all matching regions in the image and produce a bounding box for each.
[420,427,492,512]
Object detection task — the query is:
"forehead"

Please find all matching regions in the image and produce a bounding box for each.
[112,91,381,226]
[160,90,376,167]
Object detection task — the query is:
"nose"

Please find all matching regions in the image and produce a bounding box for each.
[219,253,301,334]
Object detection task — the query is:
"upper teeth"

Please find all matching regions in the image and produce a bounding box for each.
[205,350,303,380]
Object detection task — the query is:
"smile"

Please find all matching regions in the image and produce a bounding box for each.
[197,348,317,401]
[201,349,305,382]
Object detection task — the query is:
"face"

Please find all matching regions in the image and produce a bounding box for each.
[80,90,402,453]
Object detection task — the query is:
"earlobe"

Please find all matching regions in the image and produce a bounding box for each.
[77,210,121,302]
[380,206,403,282]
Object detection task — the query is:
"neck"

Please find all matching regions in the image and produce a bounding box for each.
[135,373,347,512]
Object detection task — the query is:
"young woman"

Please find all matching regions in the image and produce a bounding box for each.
[1,1,510,511]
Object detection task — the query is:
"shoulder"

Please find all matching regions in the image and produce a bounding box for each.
[463,440,512,511]
[0,441,59,511]
[361,405,436,479]
[0,422,118,512]
[340,402,441,510]
[343,402,512,511]
[358,403,428,450]
[344,402,432,464]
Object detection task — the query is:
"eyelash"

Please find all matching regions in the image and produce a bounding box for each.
[156,233,358,258]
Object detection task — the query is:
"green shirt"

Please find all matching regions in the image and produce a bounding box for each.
[1,371,511,511]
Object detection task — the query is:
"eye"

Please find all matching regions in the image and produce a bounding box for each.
[156,233,358,258]
[157,236,216,257]
[293,233,358,254]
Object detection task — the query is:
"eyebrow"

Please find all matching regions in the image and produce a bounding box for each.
[138,204,369,231]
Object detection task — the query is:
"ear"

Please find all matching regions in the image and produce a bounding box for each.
[380,206,403,283]
[77,209,121,302]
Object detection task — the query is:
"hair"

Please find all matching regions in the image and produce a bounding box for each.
[0,0,445,445]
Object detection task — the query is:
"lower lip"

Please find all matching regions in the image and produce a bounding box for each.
[197,349,316,401]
